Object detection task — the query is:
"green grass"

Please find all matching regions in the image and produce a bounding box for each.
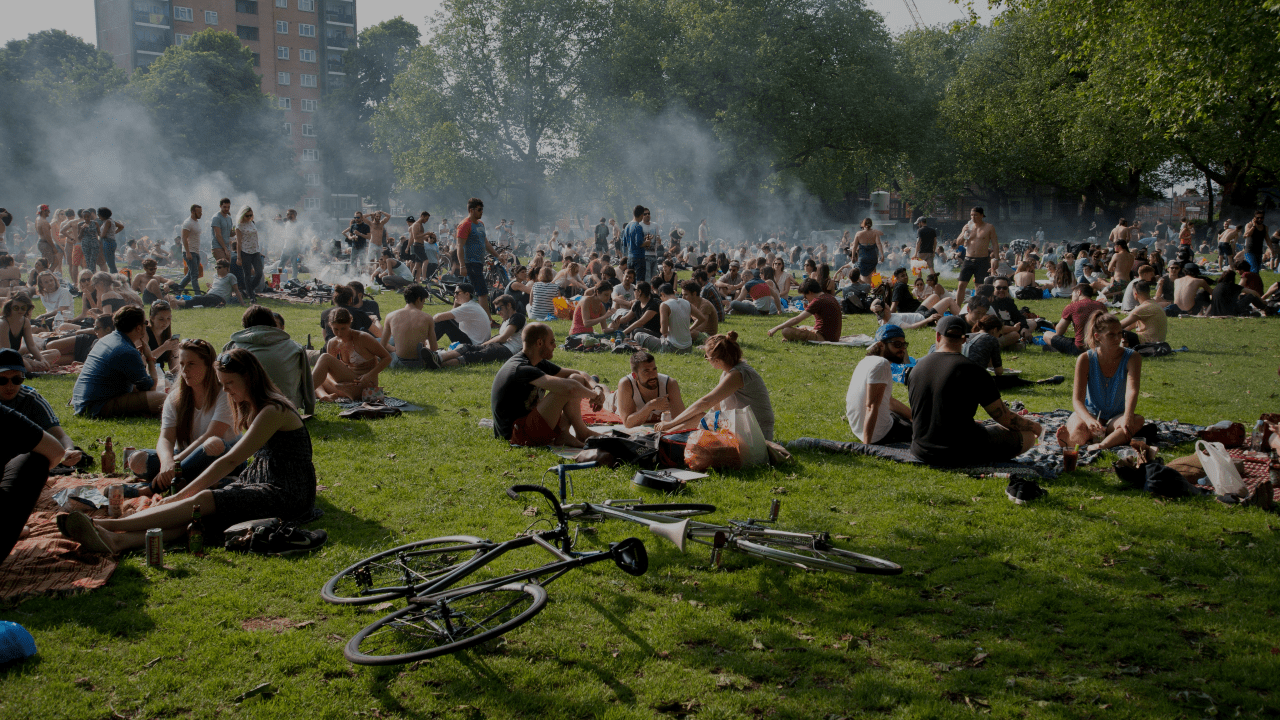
[3,275,1280,720]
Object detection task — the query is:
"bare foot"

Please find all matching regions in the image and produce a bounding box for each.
[1055,426,1071,447]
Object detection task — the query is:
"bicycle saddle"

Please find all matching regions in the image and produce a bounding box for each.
[609,537,649,576]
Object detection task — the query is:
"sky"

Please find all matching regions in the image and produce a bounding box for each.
[2,0,994,48]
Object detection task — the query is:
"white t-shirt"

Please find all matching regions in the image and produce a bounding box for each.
[845,356,893,443]
[612,283,635,304]
[40,286,74,314]
[887,312,925,327]
[663,297,692,349]
[161,388,235,448]
[207,272,240,302]
[181,217,203,253]
[1121,279,1140,312]
[451,300,491,344]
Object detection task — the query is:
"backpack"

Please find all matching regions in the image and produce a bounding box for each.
[1134,341,1173,357]
[841,288,872,314]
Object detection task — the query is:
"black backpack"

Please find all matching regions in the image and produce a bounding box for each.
[841,288,872,314]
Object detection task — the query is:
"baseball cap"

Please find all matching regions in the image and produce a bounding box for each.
[454,282,475,296]
[936,315,968,339]
[914,217,926,225]
[37,204,49,213]
[874,324,905,342]
[0,348,25,374]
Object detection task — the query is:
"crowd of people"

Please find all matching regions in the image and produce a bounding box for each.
[0,196,1277,565]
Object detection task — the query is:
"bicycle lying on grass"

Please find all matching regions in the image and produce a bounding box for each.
[551,462,903,576]
[322,484,649,665]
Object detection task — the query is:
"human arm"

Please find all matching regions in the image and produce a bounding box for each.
[165,406,293,502]
[378,315,394,352]
[1069,352,1103,436]
[174,420,233,464]
[1054,314,1070,335]
[234,227,244,264]
[658,302,671,337]
[617,377,663,428]
[580,298,609,329]
[862,381,889,442]
[1118,311,1139,330]
[181,225,192,253]
[655,370,746,433]
[355,333,392,385]
[623,307,657,335]
[47,426,81,466]
[982,397,1042,437]
[767,310,812,337]
[1122,351,1142,432]
[151,424,180,489]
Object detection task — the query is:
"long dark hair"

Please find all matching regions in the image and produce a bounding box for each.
[1054,261,1072,288]
[215,348,294,432]
[172,339,221,448]
[149,300,172,345]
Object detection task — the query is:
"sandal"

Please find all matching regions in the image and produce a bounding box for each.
[61,512,113,554]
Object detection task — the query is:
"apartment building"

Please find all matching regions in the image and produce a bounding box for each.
[95,0,357,210]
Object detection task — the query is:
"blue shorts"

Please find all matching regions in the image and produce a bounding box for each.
[1244,253,1262,274]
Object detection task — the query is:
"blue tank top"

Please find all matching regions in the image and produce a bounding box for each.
[1085,348,1133,423]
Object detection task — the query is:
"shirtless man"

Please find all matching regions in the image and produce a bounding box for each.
[409,211,431,281]
[378,284,439,369]
[365,211,391,257]
[684,280,718,338]
[615,350,686,428]
[1107,219,1131,247]
[1170,264,1213,316]
[313,307,392,400]
[1107,239,1134,293]
[35,205,61,272]
[1216,219,1239,270]
[954,207,999,299]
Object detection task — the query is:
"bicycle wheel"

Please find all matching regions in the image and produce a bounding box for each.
[427,285,451,304]
[732,537,903,576]
[345,582,547,665]
[321,536,487,605]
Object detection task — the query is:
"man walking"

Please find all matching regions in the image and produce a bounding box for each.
[178,204,204,293]
[954,207,999,299]
[914,217,937,269]
[594,217,609,254]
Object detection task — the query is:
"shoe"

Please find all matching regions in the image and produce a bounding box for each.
[1006,479,1048,505]
[268,527,328,557]
[1036,375,1066,385]
[421,349,442,370]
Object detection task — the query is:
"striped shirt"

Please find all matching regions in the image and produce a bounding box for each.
[0,384,60,429]
[529,281,561,318]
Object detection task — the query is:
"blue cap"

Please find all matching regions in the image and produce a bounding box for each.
[874,324,905,342]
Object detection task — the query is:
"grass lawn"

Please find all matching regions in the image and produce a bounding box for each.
[3,273,1279,720]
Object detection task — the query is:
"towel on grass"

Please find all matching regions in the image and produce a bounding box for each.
[334,396,424,413]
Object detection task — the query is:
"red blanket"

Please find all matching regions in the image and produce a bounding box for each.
[580,398,623,426]
[1227,449,1278,501]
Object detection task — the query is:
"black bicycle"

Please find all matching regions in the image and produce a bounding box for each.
[324,485,648,665]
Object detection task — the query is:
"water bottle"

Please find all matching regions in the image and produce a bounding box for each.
[1251,420,1266,452]
[55,310,67,327]
[154,363,167,393]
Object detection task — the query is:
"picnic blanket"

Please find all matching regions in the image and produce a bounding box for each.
[787,437,1046,479]
[333,396,424,413]
[807,334,875,347]
[0,475,128,603]
[1228,449,1279,502]
[28,362,84,377]
[580,399,622,426]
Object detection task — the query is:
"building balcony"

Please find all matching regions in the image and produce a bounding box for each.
[324,10,355,26]
[134,11,170,27]
[324,34,350,50]
[135,39,171,53]
[326,57,346,73]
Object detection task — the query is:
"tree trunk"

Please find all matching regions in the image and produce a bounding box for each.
[1205,171,1215,226]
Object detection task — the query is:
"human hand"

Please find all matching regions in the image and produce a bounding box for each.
[60,448,82,467]
[152,464,177,490]
[1086,418,1106,438]
[766,328,776,337]
[649,396,670,413]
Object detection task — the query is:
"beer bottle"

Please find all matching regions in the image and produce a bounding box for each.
[168,465,183,498]
[188,504,206,556]
[101,437,116,474]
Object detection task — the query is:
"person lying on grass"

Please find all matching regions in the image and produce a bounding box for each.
[56,349,318,555]
[1057,312,1144,452]
[653,331,776,441]
[313,307,391,402]
[490,322,605,448]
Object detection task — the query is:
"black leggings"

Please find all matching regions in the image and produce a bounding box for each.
[184,294,226,308]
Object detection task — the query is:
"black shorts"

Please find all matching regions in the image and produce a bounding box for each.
[970,423,1026,464]
[466,262,489,297]
[74,333,97,363]
[458,343,514,366]
[1049,333,1083,356]
[412,244,428,262]
[959,258,990,284]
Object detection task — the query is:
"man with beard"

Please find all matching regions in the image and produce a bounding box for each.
[615,350,686,428]
[844,324,913,445]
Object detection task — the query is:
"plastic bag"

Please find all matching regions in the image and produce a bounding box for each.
[723,407,768,467]
[553,296,574,320]
[1195,440,1247,496]
[684,428,743,471]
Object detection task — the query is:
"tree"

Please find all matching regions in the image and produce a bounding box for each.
[374,0,608,227]
[0,30,127,202]
[130,30,301,204]
[1018,0,1280,216]
[318,17,420,211]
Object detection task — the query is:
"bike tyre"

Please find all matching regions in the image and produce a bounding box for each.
[321,536,487,605]
[344,582,547,665]
[732,537,903,576]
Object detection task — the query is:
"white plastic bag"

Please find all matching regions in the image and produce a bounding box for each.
[725,407,768,467]
[1195,440,1247,496]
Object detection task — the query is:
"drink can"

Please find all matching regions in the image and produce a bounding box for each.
[145,528,164,568]
[108,484,124,518]
[768,498,781,522]
[661,411,672,424]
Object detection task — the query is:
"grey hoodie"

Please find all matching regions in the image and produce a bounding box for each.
[223,326,315,415]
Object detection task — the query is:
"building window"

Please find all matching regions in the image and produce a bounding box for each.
[282,123,292,135]
[236,1,258,14]
[299,0,316,11]
[175,33,191,45]
[277,46,289,59]
[276,0,287,6]
[236,25,259,40]
[173,6,193,22]
[299,24,317,38]
[303,197,320,210]
[301,99,317,112]
[303,149,320,161]
[276,21,288,34]
[300,74,317,88]
[278,72,291,85]
[301,124,316,137]
[278,97,291,110]
[305,173,322,187]
[327,75,344,89]
[204,10,217,24]
[299,49,316,63]
[251,52,260,66]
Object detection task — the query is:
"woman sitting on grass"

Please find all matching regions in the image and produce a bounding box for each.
[0,294,55,371]
[1057,312,1144,452]
[146,300,180,371]
[569,278,610,336]
[654,331,776,441]
[56,348,319,555]
[125,339,242,494]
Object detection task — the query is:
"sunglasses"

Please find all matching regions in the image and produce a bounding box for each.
[888,340,909,349]
[0,375,25,386]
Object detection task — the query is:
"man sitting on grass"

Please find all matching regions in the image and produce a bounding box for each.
[869,297,941,330]
[491,322,605,448]
[433,283,491,346]
[435,293,526,368]
[1119,280,1167,344]
[1043,284,1105,356]
[379,285,439,369]
[72,306,165,418]
[844,324,913,445]
[767,278,842,342]
[615,350,686,428]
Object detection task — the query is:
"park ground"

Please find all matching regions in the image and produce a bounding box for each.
[2,269,1279,720]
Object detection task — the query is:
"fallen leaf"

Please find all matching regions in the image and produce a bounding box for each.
[522,505,539,517]
[751,638,765,650]
[142,656,161,669]
[688,600,705,608]
[972,652,989,666]
[233,682,275,703]
[1140,392,1155,398]
[385,453,396,459]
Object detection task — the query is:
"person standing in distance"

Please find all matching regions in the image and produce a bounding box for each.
[455,198,501,319]
[178,204,204,294]
[953,206,999,300]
